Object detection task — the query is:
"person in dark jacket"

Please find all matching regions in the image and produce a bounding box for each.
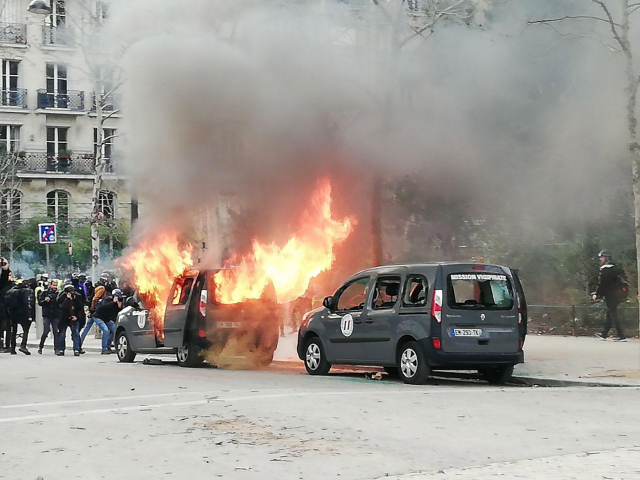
[6,281,35,355]
[593,250,627,341]
[0,257,11,352]
[57,285,82,356]
[93,293,123,354]
[38,282,61,354]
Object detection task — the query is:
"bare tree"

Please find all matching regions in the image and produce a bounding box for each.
[529,0,640,333]
[0,149,22,263]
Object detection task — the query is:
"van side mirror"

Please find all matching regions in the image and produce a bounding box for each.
[322,296,334,311]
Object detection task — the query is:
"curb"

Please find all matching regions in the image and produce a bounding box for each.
[26,342,103,353]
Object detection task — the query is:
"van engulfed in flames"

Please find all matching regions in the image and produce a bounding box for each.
[214,178,355,305]
[120,178,354,338]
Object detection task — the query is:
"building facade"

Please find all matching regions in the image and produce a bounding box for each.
[0,0,130,237]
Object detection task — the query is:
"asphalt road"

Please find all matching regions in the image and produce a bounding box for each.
[1,353,640,480]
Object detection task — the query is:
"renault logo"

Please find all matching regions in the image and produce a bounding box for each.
[480,313,486,321]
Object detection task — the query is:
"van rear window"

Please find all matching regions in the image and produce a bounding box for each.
[447,273,514,310]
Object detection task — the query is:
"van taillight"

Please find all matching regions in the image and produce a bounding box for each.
[431,289,443,323]
[517,295,523,325]
[199,290,208,318]
[433,339,441,349]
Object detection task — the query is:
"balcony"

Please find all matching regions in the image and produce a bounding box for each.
[15,153,122,176]
[17,153,95,175]
[37,89,85,111]
[43,25,72,46]
[0,89,28,108]
[0,23,27,45]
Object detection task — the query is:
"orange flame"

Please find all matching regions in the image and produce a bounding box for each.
[120,231,194,337]
[214,179,355,304]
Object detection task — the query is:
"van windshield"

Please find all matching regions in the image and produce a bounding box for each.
[447,273,514,310]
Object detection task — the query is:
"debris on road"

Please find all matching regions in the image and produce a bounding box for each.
[142,358,165,366]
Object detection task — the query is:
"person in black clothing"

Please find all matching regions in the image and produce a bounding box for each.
[57,285,83,356]
[93,293,123,354]
[6,281,35,355]
[38,282,61,354]
[0,258,11,352]
[593,250,627,341]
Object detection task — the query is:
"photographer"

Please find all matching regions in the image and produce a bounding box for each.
[5,280,35,355]
[92,290,124,354]
[57,285,82,356]
[0,257,11,352]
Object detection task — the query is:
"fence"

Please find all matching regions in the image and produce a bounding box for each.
[527,303,639,337]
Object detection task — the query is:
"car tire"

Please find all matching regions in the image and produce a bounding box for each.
[480,365,514,385]
[115,329,136,363]
[398,341,430,385]
[176,337,203,368]
[304,337,331,376]
[384,366,399,377]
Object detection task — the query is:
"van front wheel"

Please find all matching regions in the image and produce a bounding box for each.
[304,338,331,376]
[398,341,430,385]
[480,365,514,385]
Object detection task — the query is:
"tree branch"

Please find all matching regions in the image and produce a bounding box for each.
[527,15,621,27]
[592,0,626,51]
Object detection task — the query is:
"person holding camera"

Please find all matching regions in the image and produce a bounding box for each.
[0,257,11,352]
[92,290,123,354]
[37,281,60,354]
[57,285,82,356]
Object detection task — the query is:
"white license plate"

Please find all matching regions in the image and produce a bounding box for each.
[453,328,482,337]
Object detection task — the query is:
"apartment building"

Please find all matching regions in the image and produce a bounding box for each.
[0,0,130,233]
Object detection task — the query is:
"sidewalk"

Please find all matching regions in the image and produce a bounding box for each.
[27,329,640,385]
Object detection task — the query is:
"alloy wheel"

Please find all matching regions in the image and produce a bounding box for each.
[117,335,127,359]
[401,348,418,378]
[177,345,188,363]
[306,343,321,370]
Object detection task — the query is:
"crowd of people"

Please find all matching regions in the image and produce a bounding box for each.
[0,257,136,356]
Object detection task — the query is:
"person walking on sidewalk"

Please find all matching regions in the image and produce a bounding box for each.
[80,285,111,354]
[593,250,628,342]
[57,285,82,356]
[5,281,35,355]
[93,292,123,354]
[37,281,60,354]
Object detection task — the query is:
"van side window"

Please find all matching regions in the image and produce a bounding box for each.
[172,277,195,306]
[372,276,401,310]
[402,275,428,307]
[335,277,370,312]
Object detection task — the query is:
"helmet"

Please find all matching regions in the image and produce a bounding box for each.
[112,288,123,298]
[63,284,75,293]
[598,250,613,258]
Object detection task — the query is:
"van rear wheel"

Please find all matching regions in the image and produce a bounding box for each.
[176,338,204,368]
[480,365,514,385]
[398,341,430,385]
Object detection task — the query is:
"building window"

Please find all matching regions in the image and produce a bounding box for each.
[46,1,66,27]
[1,60,19,102]
[47,190,69,222]
[98,190,116,219]
[0,189,21,225]
[47,126,69,171]
[0,125,20,153]
[45,63,68,108]
[94,128,115,171]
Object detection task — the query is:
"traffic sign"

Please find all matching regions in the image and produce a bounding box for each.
[38,223,57,244]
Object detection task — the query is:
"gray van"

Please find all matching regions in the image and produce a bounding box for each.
[297,263,526,385]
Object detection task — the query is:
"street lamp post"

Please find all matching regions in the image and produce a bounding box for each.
[27,1,52,15]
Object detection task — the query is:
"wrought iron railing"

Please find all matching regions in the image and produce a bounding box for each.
[0,89,28,108]
[37,89,85,111]
[43,25,72,46]
[16,153,96,175]
[91,92,119,112]
[0,23,27,45]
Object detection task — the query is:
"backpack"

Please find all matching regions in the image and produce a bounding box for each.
[5,288,20,312]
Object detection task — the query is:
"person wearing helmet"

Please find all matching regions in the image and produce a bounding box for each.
[93,292,123,353]
[593,250,628,341]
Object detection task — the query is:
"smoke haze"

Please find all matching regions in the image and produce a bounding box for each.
[103,0,632,268]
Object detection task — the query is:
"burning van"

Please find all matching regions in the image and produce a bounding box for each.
[115,269,280,367]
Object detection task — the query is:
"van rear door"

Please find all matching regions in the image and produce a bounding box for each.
[163,270,199,348]
[439,264,519,354]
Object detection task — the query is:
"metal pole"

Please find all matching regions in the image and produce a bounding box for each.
[45,244,50,272]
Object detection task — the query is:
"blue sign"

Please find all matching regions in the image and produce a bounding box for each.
[38,223,57,244]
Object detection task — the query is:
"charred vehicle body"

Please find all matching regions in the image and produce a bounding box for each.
[297,263,527,385]
[115,269,280,367]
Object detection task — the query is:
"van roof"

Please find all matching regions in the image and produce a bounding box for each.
[348,262,510,279]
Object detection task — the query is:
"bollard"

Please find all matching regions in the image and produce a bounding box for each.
[571,305,577,336]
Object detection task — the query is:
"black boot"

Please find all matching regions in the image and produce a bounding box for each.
[19,346,31,355]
